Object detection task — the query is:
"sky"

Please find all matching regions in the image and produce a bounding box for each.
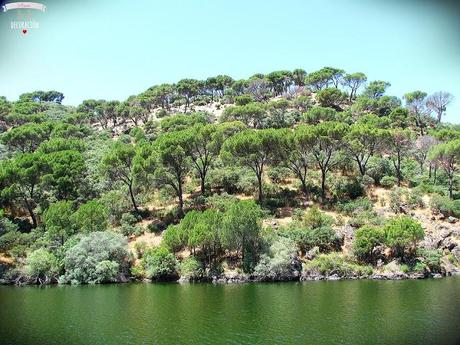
[0,0,459,122]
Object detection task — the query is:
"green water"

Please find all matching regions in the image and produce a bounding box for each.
[1,278,460,345]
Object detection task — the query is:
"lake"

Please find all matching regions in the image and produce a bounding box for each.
[1,278,460,345]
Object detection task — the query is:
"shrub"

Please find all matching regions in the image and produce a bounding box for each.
[366,157,394,184]
[235,94,254,106]
[380,175,397,188]
[430,194,460,217]
[61,231,129,284]
[353,225,386,263]
[267,166,291,184]
[416,248,443,274]
[162,224,185,252]
[71,200,109,234]
[337,197,373,216]
[120,213,143,236]
[179,256,204,281]
[253,237,299,281]
[303,206,334,229]
[348,210,384,228]
[23,248,59,284]
[142,246,178,281]
[384,216,424,260]
[303,253,373,278]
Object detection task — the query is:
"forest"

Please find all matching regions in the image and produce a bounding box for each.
[0,67,459,285]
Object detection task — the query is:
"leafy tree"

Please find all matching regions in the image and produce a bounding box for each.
[353,225,386,263]
[345,124,385,175]
[404,90,430,135]
[62,231,129,284]
[19,90,64,104]
[179,256,204,281]
[384,216,424,260]
[23,249,59,284]
[303,107,336,124]
[43,201,75,246]
[176,79,202,112]
[222,103,266,128]
[41,150,87,200]
[220,200,262,272]
[316,88,347,110]
[426,91,454,124]
[182,124,220,194]
[71,200,109,233]
[154,131,191,214]
[160,113,208,132]
[363,80,390,99]
[1,122,50,153]
[343,72,367,101]
[429,139,460,198]
[101,141,147,213]
[141,246,178,281]
[222,129,283,203]
[266,70,292,95]
[187,209,222,263]
[385,129,413,186]
[305,122,348,201]
[292,68,307,87]
[0,153,43,227]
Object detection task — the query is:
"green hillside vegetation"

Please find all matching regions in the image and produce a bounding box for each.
[0,67,459,284]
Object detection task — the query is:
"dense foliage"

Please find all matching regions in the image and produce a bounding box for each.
[0,67,458,284]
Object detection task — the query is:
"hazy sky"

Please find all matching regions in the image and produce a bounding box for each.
[0,0,459,122]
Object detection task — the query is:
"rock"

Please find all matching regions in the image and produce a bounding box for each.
[433,273,442,279]
[431,216,436,221]
[448,216,458,224]
[305,246,319,260]
[327,274,340,281]
[439,213,446,220]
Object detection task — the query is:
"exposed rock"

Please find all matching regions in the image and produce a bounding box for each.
[448,216,458,224]
[305,246,319,260]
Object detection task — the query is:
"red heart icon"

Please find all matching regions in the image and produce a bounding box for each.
[22,29,27,34]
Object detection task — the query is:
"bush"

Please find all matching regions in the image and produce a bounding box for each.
[303,253,373,278]
[353,225,386,263]
[430,194,460,217]
[120,213,143,236]
[366,157,394,184]
[61,231,129,284]
[23,248,59,284]
[267,167,291,184]
[303,206,334,229]
[142,246,178,281]
[253,237,300,281]
[416,248,443,274]
[71,200,109,234]
[348,210,384,228]
[384,216,424,260]
[179,256,204,281]
[235,94,254,106]
[380,175,397,188]
[336,197,373,216]
[330,176,364,200]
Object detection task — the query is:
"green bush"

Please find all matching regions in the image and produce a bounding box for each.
[267,167,291,184]
[303,253,373,277]
[384,216,424,260]
[380,175,398,188]
[353,225,386,263]
[142,246,178,281]
[61,231,129,284]
[23,248,59,284]
[303,206,334,229]
[416,248,443,274]
[179,256,204,281]
[430,194,460,217]
[253,237,299,281]
[337,197,373,216]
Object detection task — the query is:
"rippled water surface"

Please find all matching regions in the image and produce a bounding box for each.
[1,278,460,345]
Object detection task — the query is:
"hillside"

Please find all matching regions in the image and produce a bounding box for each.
[0,67,459,285]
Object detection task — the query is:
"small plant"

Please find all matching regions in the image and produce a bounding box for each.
[380,175,398,188]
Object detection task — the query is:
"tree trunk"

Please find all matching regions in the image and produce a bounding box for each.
[448,175,453,199]
[25,199,37,228]
[178,181,184,215]
[128,183,139,213]
[257,174,263,204]
[321,169,327,202]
